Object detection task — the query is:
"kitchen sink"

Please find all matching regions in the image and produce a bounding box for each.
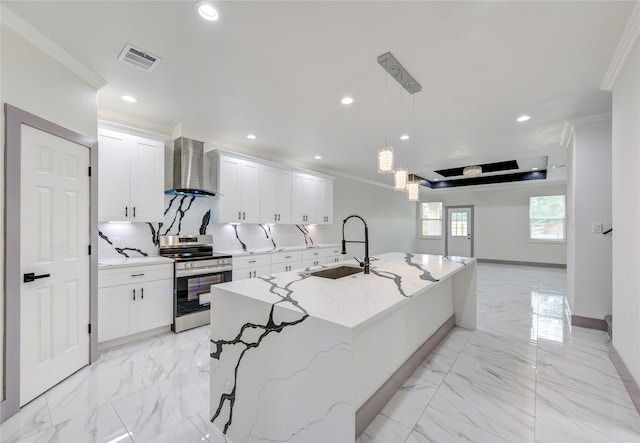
[304,265,364,279]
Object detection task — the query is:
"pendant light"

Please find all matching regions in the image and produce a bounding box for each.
[394,168,408,190]
[378,147,394,174]
[407,94,420,201]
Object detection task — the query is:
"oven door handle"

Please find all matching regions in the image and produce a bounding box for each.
[175,266,231,278]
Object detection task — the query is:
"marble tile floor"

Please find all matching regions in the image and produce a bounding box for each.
[2,263,639,442]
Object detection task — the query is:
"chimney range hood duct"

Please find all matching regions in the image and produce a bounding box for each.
[166,137,216,197]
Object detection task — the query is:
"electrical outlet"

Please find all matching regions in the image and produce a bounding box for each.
[592,222,603,234]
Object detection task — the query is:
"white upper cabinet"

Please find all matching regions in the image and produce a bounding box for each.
[98,128,164,222]
[260,165,291,224]
[210,150,333,225]
[316,177,334,225]
[212,155,260,223]
[291,172,320,224]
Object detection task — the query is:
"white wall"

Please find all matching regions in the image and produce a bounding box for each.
[611,38,640,390]
[0,24,98,405]
[315,176,417,258]
[567,119,613,320]
[415,183,567,265]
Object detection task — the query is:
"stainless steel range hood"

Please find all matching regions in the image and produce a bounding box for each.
[166,137,217,196]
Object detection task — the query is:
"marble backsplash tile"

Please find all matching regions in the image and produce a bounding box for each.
[98,195,327,258]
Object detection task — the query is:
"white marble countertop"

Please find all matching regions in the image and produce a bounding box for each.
[214,243,340,256]
[212,252,473,329]
[97,256,174,269]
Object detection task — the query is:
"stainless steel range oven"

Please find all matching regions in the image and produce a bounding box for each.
[159,235,232,333]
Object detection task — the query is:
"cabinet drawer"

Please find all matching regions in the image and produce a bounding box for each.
[326,255,343,264]
[325,247,342,256]
[302,249,328,260]
[233,254,270,269]
[271,262,299,274]
[99,263,173,288]
[302,257,328,269]
[233,265,271,281]
[270,251,302,264]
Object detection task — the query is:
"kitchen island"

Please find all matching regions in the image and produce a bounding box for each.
[209,252,476,442]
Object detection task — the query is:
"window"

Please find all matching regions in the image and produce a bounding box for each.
[420,202,443,237]
[529,195,566,241]
[449,211,468,237]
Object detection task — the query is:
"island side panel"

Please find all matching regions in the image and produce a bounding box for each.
[210,287,354,443]
[353,277,454,409]
[452,260,477,329]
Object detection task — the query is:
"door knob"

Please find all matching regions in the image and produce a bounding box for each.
[24,273,51,283]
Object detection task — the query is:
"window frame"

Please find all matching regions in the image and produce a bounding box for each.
[419,201,444,239]
[528,195,566,243]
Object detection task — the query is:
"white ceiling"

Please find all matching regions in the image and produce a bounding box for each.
[4,1,632,189]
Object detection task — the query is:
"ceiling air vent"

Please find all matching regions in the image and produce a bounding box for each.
[117,44,161,72]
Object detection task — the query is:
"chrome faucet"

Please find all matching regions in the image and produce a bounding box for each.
[341,214,370,274]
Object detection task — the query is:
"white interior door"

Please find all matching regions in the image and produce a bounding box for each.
[20,124,91,405]
[446,206,473,257]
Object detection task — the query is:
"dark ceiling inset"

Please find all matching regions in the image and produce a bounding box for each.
[434,160,520,177]
[412,170,547,189]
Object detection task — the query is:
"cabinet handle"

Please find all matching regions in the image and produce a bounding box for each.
[125,206,128,217]
[131,273,145,277]
[253,271,257,277]
[249,271,252,278]
[275,213,278,221]
[133,206,136,218]
[285,255,291,259]
[243,212,246,220]
[249,260,256,264]
[133,288,136,301]
[238,212,241,220]
[141,288,144,300]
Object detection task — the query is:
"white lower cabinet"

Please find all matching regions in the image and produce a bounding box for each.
[326,247,343,264]
[302,248,328,268]
[270,251,302,273]
[232,254,271,281]
[98,263,173,343]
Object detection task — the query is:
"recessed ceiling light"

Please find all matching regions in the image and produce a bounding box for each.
[400,135,410,141]
[195,1,220,21]
[531,167,539,171]
[247,134,256,140]
[121,95,137,103]
[314,155,322,160]
[517,115,531,122]
[433,178,439,181]
[341,96,353,105]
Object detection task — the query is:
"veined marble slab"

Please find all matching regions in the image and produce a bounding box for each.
[209,252,477,442]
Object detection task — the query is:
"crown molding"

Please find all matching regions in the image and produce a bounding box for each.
[1,5,106,89]
[601,1,640,91]
[560,113,612,148]
[98,108,173,138]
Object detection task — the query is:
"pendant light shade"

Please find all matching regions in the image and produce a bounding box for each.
[394,168,408,191]
[377,147,394,174]
[407,181,420,201]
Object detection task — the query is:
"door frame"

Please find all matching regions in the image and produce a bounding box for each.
[444,205,475,257]
[2,104,98,422]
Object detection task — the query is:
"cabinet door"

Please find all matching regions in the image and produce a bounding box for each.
[130,136,165,222]
[317,178,333,224]
[239,160,260,223]
[274,168,292,223]
[291,173,318,224]
[98,129,131,222]
[218,156,242,223]
[98,284,137,342]
[291,173,306,224]
[137,279,173,332]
